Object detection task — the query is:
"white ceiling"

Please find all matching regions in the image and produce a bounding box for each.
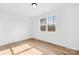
[0,3,79,19]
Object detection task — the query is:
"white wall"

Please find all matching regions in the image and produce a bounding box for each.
[0,10,31,45]
[33,5,79,50]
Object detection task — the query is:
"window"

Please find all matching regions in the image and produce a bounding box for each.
[40,18,46,31]
[40,16,56,32]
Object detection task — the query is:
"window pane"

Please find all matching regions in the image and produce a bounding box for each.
[48,24,56,32]
[47,16,54,24]
[40,25,46,31]
[40,18,46,24]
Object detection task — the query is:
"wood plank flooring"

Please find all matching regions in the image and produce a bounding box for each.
[0,38,79,55]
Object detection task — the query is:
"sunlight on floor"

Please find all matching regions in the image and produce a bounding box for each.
[19,48,43,55]
[11,44,32,54]
[0,44,43,55]
[0,49,12,55]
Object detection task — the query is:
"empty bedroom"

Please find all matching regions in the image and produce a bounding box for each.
[0,3,79,55]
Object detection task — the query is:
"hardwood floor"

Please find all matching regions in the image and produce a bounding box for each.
[0,38,79,55]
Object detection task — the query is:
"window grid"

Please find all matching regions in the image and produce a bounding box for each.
[40,16,56,32]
